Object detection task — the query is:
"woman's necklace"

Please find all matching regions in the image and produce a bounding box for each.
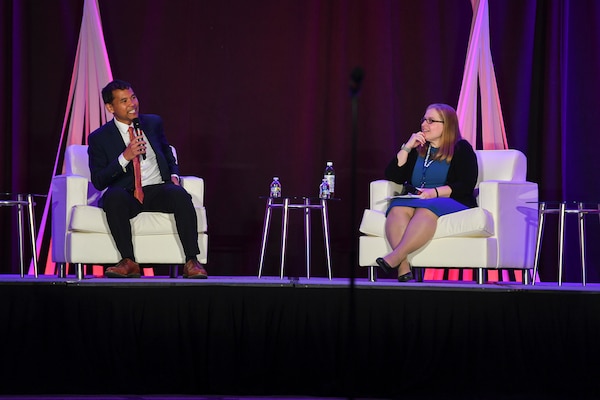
[421,145,436,187]
[423,145,435,168]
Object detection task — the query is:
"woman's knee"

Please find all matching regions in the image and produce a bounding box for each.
[387,206,414,220]
[414,207,438,220]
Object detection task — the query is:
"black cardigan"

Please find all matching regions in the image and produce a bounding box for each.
[384,139,479,208]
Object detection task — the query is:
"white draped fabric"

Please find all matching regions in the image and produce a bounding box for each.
[33,0,113,274]
[457,0,508,150]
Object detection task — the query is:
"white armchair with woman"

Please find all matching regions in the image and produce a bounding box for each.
[375,103,478,282]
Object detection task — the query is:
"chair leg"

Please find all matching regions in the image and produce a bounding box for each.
[522,269,532,285]
[56,262,67,278]
[413,267,424,282]
[476,268,486,284]
[169,265,179,278]
[368,266,377,282]
[75,263,84,280]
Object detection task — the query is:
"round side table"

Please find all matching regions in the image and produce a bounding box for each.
[0,193,41,277]
[258,196,337,280]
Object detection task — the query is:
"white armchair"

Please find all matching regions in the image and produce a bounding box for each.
[51,144,208,278]
[358,149,538,284]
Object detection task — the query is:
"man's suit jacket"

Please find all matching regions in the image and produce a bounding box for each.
[88,114,179,192]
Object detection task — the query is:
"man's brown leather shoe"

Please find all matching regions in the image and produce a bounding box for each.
[105,258,141,278]
[183,259,208,279]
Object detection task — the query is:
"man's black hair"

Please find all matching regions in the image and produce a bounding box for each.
[102,79,133,104]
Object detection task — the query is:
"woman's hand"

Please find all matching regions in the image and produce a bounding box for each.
[417,187,437,199]
[418,186,448,199]
[397,131,427,160]
[397,132,427,166]
[406,131,427,149]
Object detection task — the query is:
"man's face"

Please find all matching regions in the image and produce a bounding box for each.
[105,88,139,125]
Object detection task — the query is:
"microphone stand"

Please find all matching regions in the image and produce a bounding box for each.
[348,68,363,399]
[348,68,363,281]
[350,93,358,280]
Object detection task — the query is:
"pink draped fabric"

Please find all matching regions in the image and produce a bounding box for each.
[457,0,508,150]
[32,0,113,275]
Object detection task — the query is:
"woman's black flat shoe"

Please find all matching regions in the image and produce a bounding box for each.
[397,271,414,282]
[375,257,394,274]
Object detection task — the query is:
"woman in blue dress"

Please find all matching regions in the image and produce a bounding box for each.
[375,103,478,281]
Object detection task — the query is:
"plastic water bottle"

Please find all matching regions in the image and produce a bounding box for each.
[270,177,281,198]
[324,161,335,197]
[319,178,330,199]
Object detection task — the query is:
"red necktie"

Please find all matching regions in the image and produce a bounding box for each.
[128,126,144,203]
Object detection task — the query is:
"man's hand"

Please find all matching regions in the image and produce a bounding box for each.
[124,137,147,161]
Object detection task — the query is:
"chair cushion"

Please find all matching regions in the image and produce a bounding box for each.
[359,207,494,239]
[69,205,208,235]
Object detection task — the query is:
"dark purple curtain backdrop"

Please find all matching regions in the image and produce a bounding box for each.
[2,0,599,282]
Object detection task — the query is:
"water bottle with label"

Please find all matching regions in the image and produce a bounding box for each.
[269,177,281,198]
[324,161,335,197]
[319,178,330,199]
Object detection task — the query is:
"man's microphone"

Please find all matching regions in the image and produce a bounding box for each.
[132,118,146,160]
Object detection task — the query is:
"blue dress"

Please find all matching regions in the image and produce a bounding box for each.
[387,147,469,217]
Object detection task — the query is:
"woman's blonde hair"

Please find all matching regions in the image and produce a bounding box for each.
[417,103,463,162]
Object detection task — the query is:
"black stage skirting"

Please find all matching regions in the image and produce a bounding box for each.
[1,275,599,400]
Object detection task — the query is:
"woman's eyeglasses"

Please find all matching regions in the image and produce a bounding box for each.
[420,117,444,125]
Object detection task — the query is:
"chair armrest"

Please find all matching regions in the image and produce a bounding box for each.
[51,174,90,262]
[478,181,539,268]
[180,176,204,207]
[369,180,404,213]
[51,174,90,211]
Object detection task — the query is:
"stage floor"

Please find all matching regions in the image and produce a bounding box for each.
[0,397,365,400]
[1,273,599,399]
[0,396,357,400]
[1,273,597,293]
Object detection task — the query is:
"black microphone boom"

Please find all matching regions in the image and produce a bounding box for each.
[349,67,364,96]
[347,66,364,395]
[132,118,146,160]
[349,67,364,274]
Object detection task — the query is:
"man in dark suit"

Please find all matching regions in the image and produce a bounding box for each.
[88,79,207,278]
